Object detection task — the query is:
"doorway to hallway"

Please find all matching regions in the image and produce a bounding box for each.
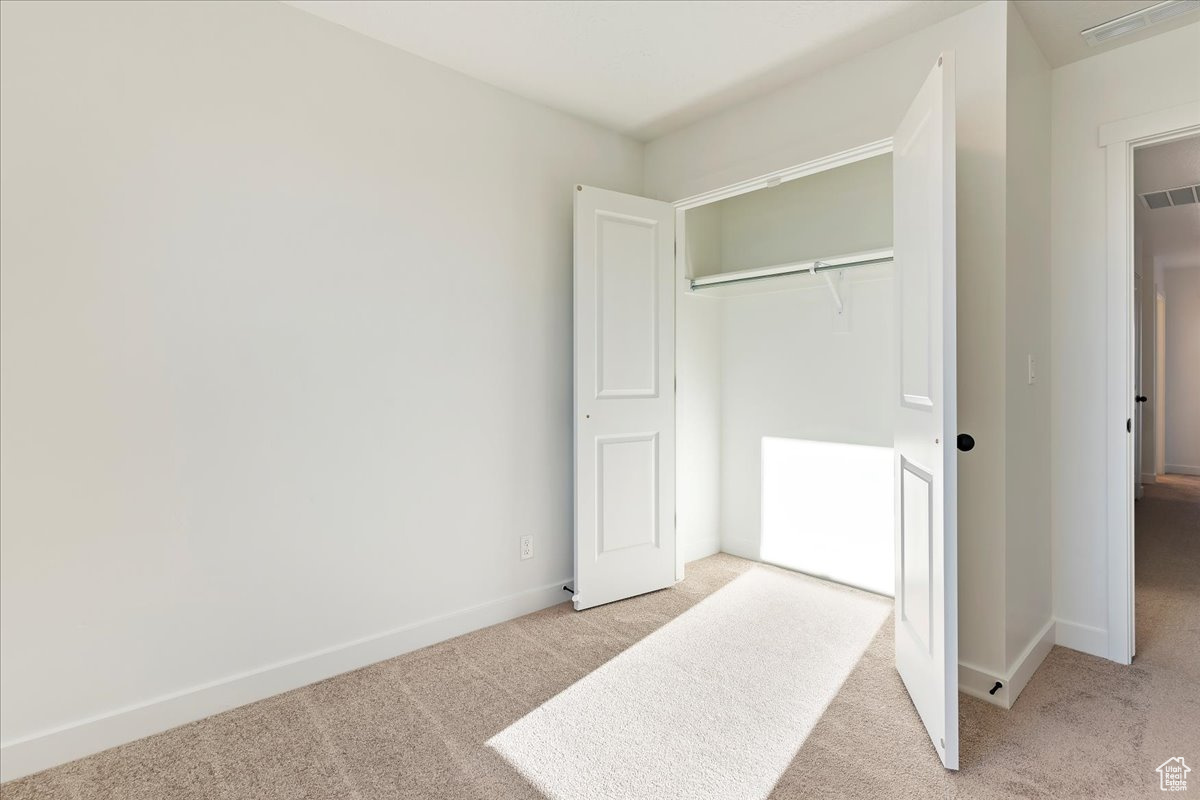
[1135,475,1200,673]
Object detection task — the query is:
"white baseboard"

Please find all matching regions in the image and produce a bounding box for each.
[718,537,759,562]
[681,535,721,565]
[958,661,1005,706]
[1005,620,1056,705]
[958,618,1055,709]
[1166,464,1200,476]
[0,578,571,783]
[1054,617,1108,659]
[1140,472,1157,484]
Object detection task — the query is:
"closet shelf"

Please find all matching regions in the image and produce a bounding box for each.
[688,247,894,292]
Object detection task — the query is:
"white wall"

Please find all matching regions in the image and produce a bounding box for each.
[718,271,896,567]
[702,153,893,276]
[1155,278,1168,476]
[1002,2,1053,677]
[676,302,723,565]
[676,202,724,567]
[0,0,642,778]
[1049,21,1200,651]
[1163,267,1200,474]
[648,0,1012,679]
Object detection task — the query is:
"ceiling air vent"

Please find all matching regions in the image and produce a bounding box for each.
[1140,185,1200,210]
[1081,0,1200,46]
[1168,187,1198,205]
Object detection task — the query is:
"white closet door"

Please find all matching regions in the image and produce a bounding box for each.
[573,185,676,611]
[892,53,959,770]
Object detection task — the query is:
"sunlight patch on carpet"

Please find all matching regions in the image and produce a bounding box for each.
[487,568,890,800]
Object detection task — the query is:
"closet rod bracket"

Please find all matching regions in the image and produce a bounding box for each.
[810,261,845,315]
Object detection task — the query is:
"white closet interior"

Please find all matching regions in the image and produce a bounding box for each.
[677,152,898,596]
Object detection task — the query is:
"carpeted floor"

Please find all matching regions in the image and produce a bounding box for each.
[489,569,890,800]
[2,478,1198,799]
[1135,474,1200,682]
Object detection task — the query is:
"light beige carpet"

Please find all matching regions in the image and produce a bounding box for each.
[489,568,890,800]
[1135,474,1200,682]
[3,479,1198,799]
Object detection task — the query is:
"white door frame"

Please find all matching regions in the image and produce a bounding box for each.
[668,137,894,581]
[1100,102,1200,665]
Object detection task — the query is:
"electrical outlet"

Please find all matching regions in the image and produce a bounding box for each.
[520,535,533,561]
[1027,354,1037,385]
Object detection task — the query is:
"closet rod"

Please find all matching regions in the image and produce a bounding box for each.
[688,248,894,291]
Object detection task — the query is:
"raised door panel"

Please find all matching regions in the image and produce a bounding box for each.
[596,213,660,399]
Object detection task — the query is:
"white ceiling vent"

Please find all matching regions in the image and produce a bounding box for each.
[1140,185,1200,210]
[1081,0,1200,46]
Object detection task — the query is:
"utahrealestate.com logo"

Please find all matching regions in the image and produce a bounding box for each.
[1158,757,1191,792]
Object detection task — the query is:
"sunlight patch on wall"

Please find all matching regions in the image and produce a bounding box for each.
[760,437,894,596]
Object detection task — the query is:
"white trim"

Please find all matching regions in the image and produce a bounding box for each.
[0,578,571,783]
[1098,101,1200,146]
[958,661,1003,705]
[718,537,760,562]
[1006,620,1056,705]
[1140,472,1158,484]
[1166,464,1200,476]
[1105,136,1135,666]
[672,138,893,210]
[680,535,721,565]
[1103,104,1200,666]
[957,619,1054,709]
[1054,617,1109,659]
[672,203,689,585]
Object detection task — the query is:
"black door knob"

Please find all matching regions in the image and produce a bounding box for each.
[957,433,975,452]
[1136,395,1148,403]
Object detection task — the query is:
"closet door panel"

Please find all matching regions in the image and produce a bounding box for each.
[574,185,676,611]
[892,52,959,771]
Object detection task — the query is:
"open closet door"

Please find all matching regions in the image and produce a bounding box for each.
[892,53,959,769]
[573,186,676,611]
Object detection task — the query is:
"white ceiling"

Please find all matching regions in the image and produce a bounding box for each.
[1013,0,1200,68]
[284,1,1200,141]
[283,0,981,140]
[1136,135,1200,271]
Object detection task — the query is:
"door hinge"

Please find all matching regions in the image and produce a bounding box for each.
[1127,418,1131,433]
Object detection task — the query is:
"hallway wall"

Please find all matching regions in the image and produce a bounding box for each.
[1163,267,1200,475]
